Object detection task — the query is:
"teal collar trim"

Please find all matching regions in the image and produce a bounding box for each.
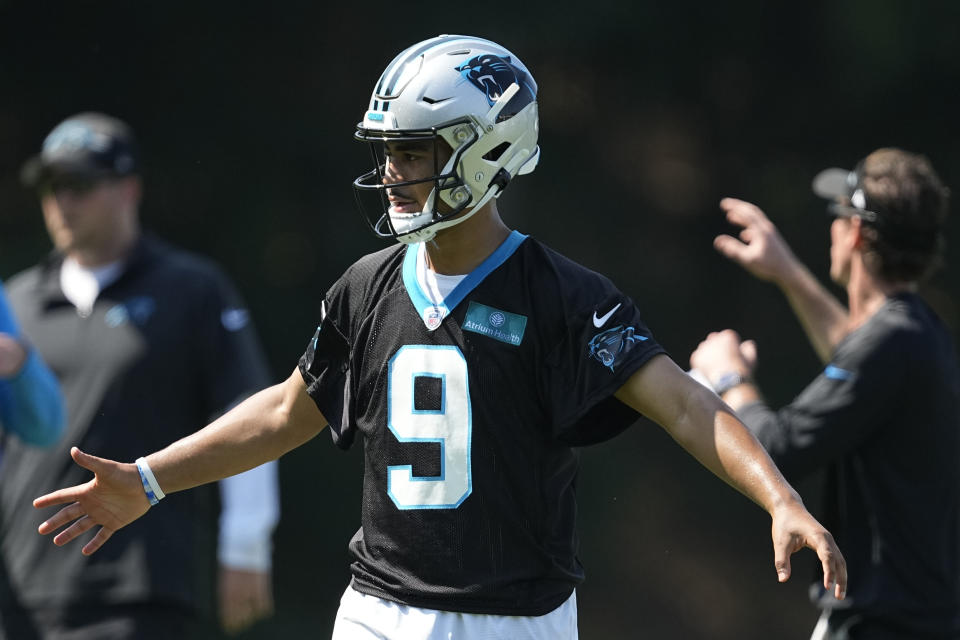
[403,230,527,330]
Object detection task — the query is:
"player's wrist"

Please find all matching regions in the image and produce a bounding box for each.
[769,489,805,514]
[135,456,166,506]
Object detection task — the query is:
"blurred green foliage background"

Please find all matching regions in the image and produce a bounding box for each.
[1,1,957,637]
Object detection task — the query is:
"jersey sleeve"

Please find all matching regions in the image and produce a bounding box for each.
[738,325,905,481]
[540,284,665,444]
[298,274,354,449]
[196,266,273,419]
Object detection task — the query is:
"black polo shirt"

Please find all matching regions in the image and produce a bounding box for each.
[0,234,271,615]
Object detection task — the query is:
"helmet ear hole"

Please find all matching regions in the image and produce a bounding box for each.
[482,142,511,162]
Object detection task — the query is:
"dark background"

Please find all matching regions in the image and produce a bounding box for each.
[1,1,958,638]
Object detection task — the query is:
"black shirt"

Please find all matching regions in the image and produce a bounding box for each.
[739,292,960,634]
[299,232,665,616]
[0,235,271,615]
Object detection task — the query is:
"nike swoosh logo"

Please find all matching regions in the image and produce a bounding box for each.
[592,303,622,328]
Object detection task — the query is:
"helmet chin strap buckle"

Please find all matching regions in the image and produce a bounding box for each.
[489,144,535,195]
[490,168,511,192]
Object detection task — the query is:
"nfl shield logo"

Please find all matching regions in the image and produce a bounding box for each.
[424,307,445,330]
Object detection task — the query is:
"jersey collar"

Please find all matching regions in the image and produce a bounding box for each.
[34,233,164,304]
[402,230,527,331]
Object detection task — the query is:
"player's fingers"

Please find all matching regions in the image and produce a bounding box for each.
[835,567,848,600]
[838,552,848,599]
[81,527,114,556]
[33,485,85,509]
[774,546,792,583]
[71,446,112,475]
[815,535,847,600]
[52,514,96,546]
[37,502,86,534]
[773,556,790,582]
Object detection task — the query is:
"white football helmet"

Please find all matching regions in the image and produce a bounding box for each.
[353,35,540,244]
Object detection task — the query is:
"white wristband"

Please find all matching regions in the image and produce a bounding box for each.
[135,457,166,505]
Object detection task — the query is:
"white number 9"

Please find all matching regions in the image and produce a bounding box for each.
[387,345,472,509]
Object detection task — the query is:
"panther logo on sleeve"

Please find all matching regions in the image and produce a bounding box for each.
[587,325,648,371]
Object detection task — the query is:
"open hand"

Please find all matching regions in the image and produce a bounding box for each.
[771,499,847,600]
[715,198,800,284]
[33,447,151,555]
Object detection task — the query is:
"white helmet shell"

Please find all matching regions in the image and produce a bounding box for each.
[354,35,540,244]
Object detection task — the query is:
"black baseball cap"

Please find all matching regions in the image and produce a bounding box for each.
[811,162,879,223]
[20,112,139,188]
[811,155,943,251]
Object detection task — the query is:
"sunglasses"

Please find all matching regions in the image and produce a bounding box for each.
[39,175,102,197]
[826,202,879,223]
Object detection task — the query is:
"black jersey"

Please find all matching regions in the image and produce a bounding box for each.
[739,292,960,634]
[299,231,664,615]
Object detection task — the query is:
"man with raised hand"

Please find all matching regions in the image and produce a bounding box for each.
[692,149,958,639]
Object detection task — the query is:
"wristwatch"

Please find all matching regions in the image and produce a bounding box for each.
[713,371,751,396]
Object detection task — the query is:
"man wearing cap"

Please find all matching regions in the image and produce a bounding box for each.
[690,148,959,638]
[1,112,280,639]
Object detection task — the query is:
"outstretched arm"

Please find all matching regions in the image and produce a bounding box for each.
[34,368,326,555]
[715,198,848,363]
[615,354,846,598]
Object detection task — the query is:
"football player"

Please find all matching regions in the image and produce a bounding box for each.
[33,35,846,639]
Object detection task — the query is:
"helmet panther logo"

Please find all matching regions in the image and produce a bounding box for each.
[455,54,522,106]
